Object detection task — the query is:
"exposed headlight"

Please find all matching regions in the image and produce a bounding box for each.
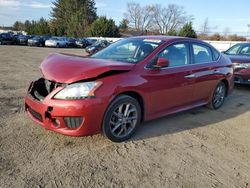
[54,81,102,100]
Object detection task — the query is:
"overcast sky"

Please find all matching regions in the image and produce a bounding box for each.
[0,0,250,35]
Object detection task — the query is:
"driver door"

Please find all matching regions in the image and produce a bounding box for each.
[144,42,195,117]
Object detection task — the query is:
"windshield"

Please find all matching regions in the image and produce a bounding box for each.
[225,44,241,55]
[91,38,164,63]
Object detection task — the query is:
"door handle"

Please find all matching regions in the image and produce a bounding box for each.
[214,69,220,73]
[185,74,196,79]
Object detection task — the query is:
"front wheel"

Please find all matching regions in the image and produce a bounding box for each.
[209,82,226,110]
[102,95,141,142]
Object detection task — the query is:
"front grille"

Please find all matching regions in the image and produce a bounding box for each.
[28,107,43,122]
[64,117,83,129]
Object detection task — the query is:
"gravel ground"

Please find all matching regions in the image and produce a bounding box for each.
[0,45,250,188]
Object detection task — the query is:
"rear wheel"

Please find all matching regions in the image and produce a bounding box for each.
[102,95,141,142]
[209,82,226,109]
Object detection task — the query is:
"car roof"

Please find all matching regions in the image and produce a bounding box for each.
[233,42,250,45]
[129,35,199,42]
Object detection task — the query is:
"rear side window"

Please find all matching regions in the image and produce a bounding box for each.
[158,43,189,67]
[192,43,213,64]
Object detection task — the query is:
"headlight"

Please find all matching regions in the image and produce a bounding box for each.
[88,47,95,51]
[234,63,250,69]
[54,81,102,100]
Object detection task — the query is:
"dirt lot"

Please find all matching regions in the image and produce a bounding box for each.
[0,45,250,188]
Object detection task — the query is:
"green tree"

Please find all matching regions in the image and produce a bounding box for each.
[50,0,97,37]
[167,29,177,36]
[24,20,32,33]
[119,19,129,30]
[88,16,120,37]
[178,22,197,38]
[13,21,25,31]
[35,18,51,35]
[22,18,51,35]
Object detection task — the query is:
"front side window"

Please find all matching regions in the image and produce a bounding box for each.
[239,45,250,56]
[91,38,164,64]
[192,44,213,64]
[158,43,189,67]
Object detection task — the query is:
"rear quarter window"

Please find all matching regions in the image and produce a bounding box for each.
[211,47,221,61]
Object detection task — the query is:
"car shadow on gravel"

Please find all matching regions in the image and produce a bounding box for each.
[132,86,250,141]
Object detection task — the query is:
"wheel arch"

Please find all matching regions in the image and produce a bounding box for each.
[114,91,145,122]
[220,78,229,96]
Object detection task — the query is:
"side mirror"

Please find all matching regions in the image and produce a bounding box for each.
[154,57,169,68]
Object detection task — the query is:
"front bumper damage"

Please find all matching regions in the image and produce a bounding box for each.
[25,78,106,136]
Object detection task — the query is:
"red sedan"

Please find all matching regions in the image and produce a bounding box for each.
[25,36,234,142]
[223,43,250,84]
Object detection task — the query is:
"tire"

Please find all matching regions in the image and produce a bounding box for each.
[208,81,226,110]
[102,95,141,142]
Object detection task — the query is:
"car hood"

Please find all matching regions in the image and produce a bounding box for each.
[227,55,250,63]
[40,53,134,83]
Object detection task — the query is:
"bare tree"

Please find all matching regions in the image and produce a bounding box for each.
[124,3,141,31]
[151,4,191,34]
[200,17,210,35]
[140,5,154,32]
[124,2,154,33]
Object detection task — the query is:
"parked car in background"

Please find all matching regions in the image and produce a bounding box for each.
[25,36,233,142]
[45,37,68,48]
[14,35,32,45]
[85,40,111,54]
[75,38,91,48]
[66,38,77,48]
[223,43,250,84]
[0,33,13,45]
[28,36,50,47]
[86,38,97,45]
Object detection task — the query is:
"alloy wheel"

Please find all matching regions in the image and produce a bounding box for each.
[109,103,138,138]
[213,83,226,109]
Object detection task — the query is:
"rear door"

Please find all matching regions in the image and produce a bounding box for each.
[190,42,220,103]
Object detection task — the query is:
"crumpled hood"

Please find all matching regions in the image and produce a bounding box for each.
[40,53,134,83]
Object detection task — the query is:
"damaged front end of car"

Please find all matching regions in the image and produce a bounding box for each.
[28,78,65,102]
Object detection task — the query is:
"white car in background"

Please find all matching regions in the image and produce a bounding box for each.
[45,37,68,48]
